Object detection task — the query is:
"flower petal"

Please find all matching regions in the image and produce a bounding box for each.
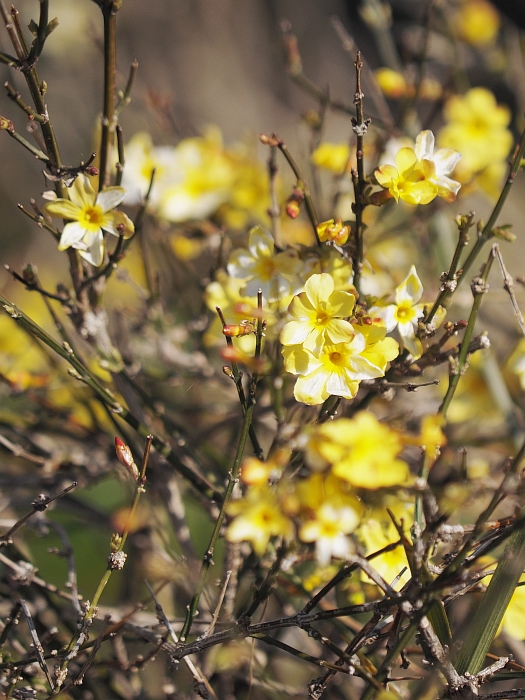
[102,211,135,238]
[58,221,88,250]
[248,225,274,258]
[69,175,97,208]
[280,320,311,347]
[396,266,423,304]
[96,186,126,212]
[44,199,82,220]
[415,130,435,160]
[325,371,358,399]
[294,368,330,405]
[305,273,334,308]
[80,230,105,267]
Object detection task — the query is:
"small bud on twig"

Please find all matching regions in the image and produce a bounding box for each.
[115,436,140,481]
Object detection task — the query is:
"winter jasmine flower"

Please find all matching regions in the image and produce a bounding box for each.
[43,175,134,267]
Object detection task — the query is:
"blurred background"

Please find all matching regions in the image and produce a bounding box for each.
[2,0,525,330]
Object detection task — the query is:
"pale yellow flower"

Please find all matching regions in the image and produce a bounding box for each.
[375,130,461,205]
[227,486,294,555]
[370,265,426,359]
[228,225,302,301]
[43,175,134,267]
[280,273,355,355]
[283,334,384,405]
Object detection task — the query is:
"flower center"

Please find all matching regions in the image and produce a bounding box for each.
[316,311,329,325]
[329,351,344,366]
[256,257,276,282]
[395,302,416,323]
[79,204,104,232]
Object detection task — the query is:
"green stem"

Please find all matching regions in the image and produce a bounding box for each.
[351,52,369,296]
[86,437,152,619]
[424,212,474,325]
[439,247,495,418]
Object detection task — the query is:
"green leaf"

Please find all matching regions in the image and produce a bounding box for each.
[454,509,525,676]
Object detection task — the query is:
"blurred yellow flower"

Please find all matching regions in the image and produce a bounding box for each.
[374,67,408,98]
[455,0,500,46]
[311,142,350,173]
[306,413,410,489]
[358,502,412,589]
[227,486,294,555]
[438,88,512,174]
[228,225,302,302]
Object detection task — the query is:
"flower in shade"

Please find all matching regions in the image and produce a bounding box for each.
[280,273,355,355]
[370,265,426,359]
[43,176,134,266]
[375,130,461,205]
[228,225,302,301]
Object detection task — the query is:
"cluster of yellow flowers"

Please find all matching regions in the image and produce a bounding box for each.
[121,127,270,228]
[227,412,414,568]
[227,412,447,578]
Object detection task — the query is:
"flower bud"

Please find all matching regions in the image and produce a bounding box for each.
[259,134,280,147]
[222,320,256,337]
[285,187,304,219]
[115,436,139,481]
[0,116,14,132]
[316,218,350,245]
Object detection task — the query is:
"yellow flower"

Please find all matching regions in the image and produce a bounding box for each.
[283,334,384,405]
[306,413,410,489]
[227,486,294,555]
[375,130,461,205]
[158,126,234,222]
[228,225,302,301]
[438,88,512,174]
[121,131,180,207]
[311,142,350,173]
[358,508,411,589]
[43,176,134,267]
[374,68,408,98]
[296,472,363,565]
[370,265,426,359]
[455,0,500,47]
[353,319,399,372]
[280,273,355,354]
